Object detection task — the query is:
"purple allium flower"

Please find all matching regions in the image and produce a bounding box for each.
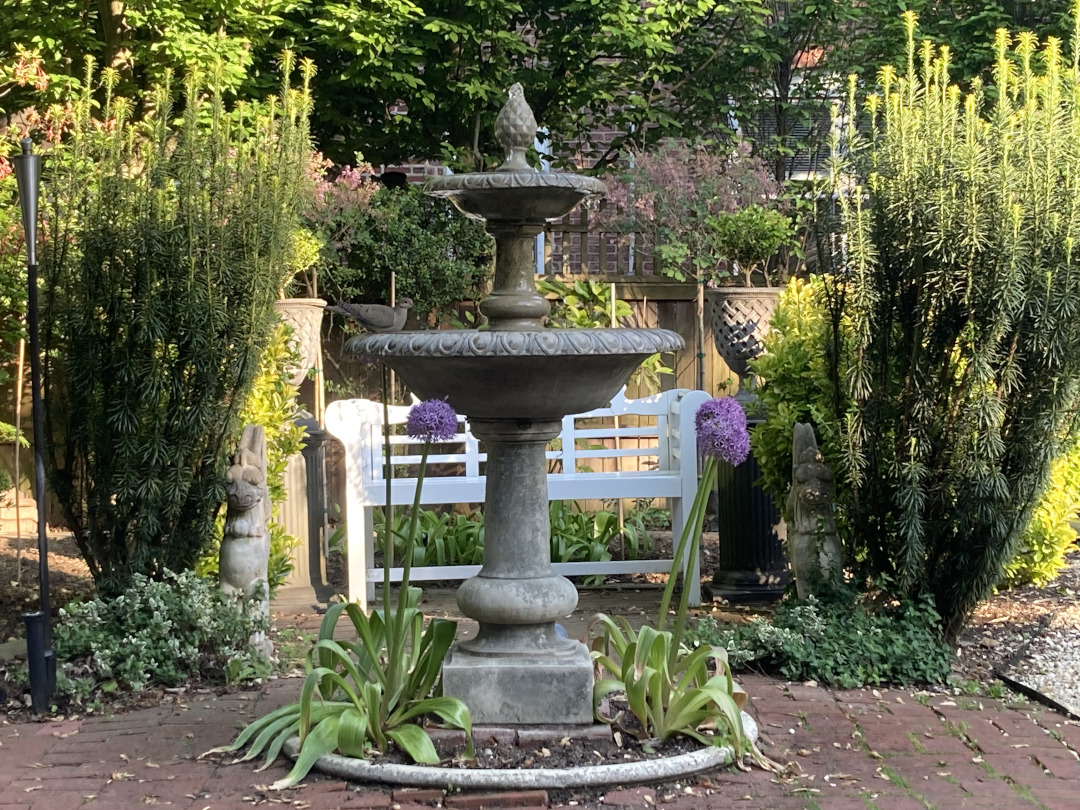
[406,398,458,443]
[696,397,750,465]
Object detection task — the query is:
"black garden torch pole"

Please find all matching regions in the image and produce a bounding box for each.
[13,137,55,712]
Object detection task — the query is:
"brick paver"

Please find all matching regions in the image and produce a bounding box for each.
[3,626,1079,810]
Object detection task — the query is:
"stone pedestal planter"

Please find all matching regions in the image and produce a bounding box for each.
[273,298,326,386]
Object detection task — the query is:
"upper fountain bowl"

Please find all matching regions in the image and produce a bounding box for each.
[426,82,606,224]
[426,171,606,224]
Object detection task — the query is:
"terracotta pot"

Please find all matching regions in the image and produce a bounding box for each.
[705,287,782,390]
[273,298,327,386]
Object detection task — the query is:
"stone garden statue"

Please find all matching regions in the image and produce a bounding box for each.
[220,424,273,655]
[786,422,844,599]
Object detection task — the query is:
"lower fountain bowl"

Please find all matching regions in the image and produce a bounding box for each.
[348,328,684,420]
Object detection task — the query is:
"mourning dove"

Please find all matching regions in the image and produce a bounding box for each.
[325,298,413,332]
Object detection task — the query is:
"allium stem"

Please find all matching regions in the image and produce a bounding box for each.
[657,455,718,641]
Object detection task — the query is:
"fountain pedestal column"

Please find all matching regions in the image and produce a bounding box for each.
[442,419,593,724]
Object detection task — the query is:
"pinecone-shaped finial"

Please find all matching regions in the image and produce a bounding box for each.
[494,83,537,171]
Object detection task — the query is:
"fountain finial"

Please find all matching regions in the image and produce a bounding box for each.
[494,83,537,171]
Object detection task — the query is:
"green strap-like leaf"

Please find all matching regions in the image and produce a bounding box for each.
[337,706,371,758]
[387,724,440,764]
[254,702,350,772]
[231,709,301,764]
[269,715,340,790]
[201,702,299,756]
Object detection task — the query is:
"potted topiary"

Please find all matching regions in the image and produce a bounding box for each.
[702,203,797,402]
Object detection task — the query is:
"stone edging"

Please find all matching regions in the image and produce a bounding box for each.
[283,713,757,790]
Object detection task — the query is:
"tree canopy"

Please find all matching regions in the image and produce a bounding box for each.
[2,2,1076,171]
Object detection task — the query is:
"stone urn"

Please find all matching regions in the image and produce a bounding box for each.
[273,298,327,386]
[705,286,782,398]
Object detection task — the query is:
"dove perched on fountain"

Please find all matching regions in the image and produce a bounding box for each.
[325,298,413,332]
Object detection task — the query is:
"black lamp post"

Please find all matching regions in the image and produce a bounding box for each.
[12,137,55,712]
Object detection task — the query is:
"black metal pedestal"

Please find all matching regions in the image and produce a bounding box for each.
[712,449,790,602]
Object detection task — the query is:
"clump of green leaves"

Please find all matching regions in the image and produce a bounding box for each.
[40,56,315,596]
[54,570,271,694]
[307,175,493,323]
[590,615,750,751]
[374,501,654,575]
[208,591,471,789]
[375,506,486,567]
[687,590,954,688]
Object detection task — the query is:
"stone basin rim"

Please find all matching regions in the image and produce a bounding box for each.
[346,327,684,359]
[281,712,756,789]
[425,170,607,196]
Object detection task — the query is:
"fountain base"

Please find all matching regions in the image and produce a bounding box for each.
[442,641,594,725]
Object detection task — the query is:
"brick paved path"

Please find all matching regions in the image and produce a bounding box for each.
[2,673,1077,810]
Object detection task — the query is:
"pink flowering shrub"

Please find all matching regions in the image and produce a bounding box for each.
[594,139,795,285]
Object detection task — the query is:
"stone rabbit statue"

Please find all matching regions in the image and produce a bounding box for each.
[219,424,273,656]
[786,423,844,599]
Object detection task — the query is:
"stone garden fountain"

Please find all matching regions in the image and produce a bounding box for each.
[349,85,683,726]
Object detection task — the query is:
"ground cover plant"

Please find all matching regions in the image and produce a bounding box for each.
[687,589,954,688]
[808,7,1080,638]
[54,569,271,697]
[38,57,315,596]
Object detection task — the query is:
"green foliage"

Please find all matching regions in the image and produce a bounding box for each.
[374,501,654,573]
[687,590,954,689]
[1002,433,1080,587]
[307,177,493,322]
[540,277,633,328]
[206,592,472,789]
[210,403,472,786]
[39,57,315,595]
[375,507,486,568]
[262,0,768,169]
[749,277,849,517]
[817,8,1080,637]
[590,614,750,751]
[6,1,1071,177]
[54,570,272,694]
[197,324,309,593]
[0,0,296,109]
[538,277,672,394]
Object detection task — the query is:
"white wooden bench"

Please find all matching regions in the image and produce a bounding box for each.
[325,387,710,611]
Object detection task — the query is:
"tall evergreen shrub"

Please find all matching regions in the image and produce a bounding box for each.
[40,57,315,595]
[820,9,1080,637]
